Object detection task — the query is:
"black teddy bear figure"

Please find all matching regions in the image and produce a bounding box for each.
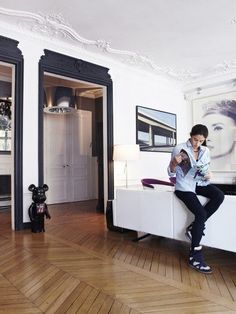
[28,184,51,233]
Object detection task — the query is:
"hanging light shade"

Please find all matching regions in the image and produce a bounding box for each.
[44,86,76,114]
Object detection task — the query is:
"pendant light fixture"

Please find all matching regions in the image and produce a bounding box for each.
[44,86,76,114]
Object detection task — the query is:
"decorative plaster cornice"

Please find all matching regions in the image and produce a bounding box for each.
[182,59,236,82]
[0,6,172,78]
[0,6,236,83]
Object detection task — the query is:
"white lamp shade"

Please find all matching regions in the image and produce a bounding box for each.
[113,144,140,161]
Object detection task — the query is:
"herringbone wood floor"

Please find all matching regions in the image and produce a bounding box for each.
[0,200,235,313]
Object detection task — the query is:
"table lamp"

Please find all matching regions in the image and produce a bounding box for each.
[113,144,140,188]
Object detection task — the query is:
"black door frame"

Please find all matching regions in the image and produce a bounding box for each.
[0,35,24,230]
[38,50,114,205]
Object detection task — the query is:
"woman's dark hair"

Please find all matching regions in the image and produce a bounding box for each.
[190,124,208,139]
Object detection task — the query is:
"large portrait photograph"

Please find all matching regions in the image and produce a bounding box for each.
[136,105,177,152]
[192,92,236,171]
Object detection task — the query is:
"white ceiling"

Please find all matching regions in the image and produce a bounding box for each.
[1,0,236,82]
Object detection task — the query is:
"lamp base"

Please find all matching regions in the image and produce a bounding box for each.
[125,160,128,188]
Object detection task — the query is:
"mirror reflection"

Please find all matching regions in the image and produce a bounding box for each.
[0,63,12,152]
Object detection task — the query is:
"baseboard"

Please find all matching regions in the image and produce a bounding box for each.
[22,222,31,229]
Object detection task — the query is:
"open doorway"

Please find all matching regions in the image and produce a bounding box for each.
[43,73,105,208]
[39,50,114,215]
[0,62,14,228]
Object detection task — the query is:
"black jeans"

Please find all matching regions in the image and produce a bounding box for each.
[175,184,225,248]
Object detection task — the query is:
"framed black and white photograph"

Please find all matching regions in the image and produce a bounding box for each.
[136,105,177,152]
[192,91,236,172]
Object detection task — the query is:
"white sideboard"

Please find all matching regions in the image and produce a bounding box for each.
[113,187,236,253]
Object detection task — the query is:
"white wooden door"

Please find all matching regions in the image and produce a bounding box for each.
[44,110,97,204]
[44,114,69,204]
[70,110,94,201]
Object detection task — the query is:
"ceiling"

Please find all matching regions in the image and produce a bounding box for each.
[1,0,236,82]
[44,73,103,99]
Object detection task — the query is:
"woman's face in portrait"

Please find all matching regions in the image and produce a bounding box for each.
[203,113,236,158]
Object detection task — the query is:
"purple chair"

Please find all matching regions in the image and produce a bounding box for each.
[141,178,175,189]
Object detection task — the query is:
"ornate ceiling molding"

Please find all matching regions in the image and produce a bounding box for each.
[182,59,236,83]
[0,6,236,83]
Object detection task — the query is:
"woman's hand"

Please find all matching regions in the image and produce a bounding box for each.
[204,171,213,180]
[170,153,183,172]
[173,153,183,165]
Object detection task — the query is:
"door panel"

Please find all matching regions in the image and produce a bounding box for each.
[44,114,69,204]
[44,109,97,204]
[46,178,68,203]
[70,110,96,202]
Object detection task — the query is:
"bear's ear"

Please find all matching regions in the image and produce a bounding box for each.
[28,184,36,192]
[43,184,49,192]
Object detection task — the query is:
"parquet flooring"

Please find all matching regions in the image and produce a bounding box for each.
[0,200,235,313]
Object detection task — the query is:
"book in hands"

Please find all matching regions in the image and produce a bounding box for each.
[177,149,210,179]
[194,163,210,179]
[178,149,191,176]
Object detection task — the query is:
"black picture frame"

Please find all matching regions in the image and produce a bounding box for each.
[136,105,177,152]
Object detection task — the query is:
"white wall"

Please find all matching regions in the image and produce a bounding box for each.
[112,66,189,186]
[0,21,188,222]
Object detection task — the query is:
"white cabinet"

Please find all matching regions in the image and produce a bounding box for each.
[115,189,142,231]
[114,187,236,253]
[139,190,173,238]
[201,196,236,252]
[115,188,174,238]
[173,195,236,252]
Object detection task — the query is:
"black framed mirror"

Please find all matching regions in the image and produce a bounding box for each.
[38,50,114,210]
[0,35,24,230]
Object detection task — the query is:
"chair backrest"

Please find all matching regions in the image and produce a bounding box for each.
[141,178,175,189]
[169,177,176,185]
